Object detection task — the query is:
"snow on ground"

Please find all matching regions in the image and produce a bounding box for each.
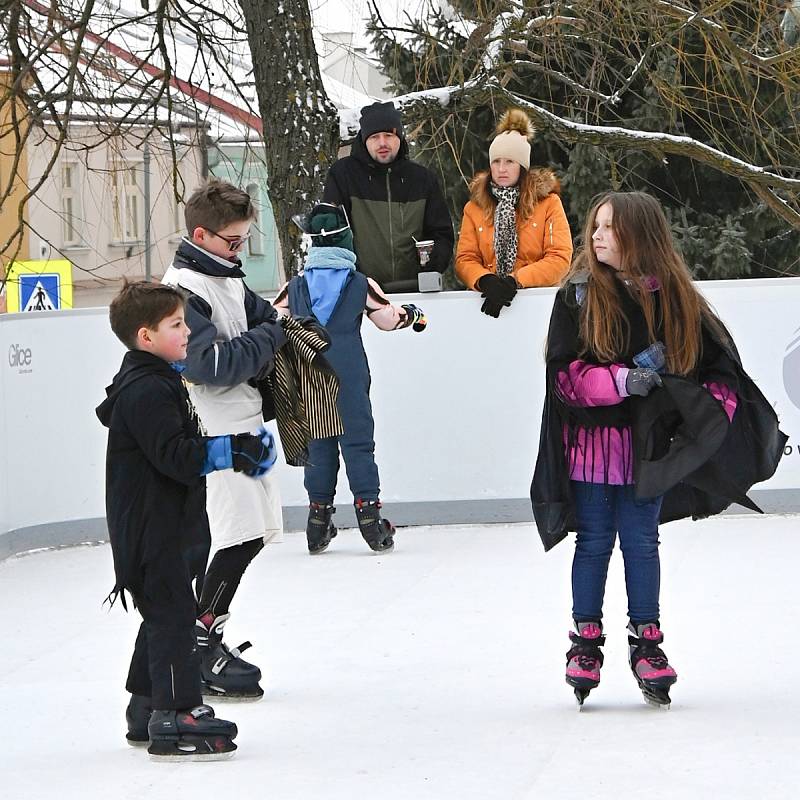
[3,515,799,799]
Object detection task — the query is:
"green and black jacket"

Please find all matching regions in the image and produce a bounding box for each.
[322,136,454,293]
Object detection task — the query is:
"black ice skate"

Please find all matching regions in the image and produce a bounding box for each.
[627,621,678,709]
[565,621,605,709]
[307,502,337,554]
[125,693,152,746]
[147,704,238,761]
[354,499,395,552]
[196,613,264,701]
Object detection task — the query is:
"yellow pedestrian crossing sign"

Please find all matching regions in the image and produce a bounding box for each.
[6,260,73,312]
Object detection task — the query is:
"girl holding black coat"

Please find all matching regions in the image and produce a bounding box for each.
[530,191,786,708]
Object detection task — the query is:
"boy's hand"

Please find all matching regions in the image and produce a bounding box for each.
[401,304,427,332]
[231,427,278,476]
[297,316,331,345]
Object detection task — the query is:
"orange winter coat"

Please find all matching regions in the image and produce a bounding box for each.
[455,168,573,290]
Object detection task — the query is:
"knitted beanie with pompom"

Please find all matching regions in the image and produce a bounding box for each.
[488,108,535,170]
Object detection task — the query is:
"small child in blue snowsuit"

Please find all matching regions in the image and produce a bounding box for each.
[273,203,426,553]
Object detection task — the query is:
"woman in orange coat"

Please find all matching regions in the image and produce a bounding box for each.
[455,109,573,317]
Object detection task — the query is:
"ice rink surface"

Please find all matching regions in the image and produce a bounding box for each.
[3,514,799,799]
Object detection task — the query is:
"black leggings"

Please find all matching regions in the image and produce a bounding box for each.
[197,537,265,618]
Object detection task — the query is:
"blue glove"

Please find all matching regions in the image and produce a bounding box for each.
[202,436,232,475]
[231,426,278,477]
[201,427,277,477]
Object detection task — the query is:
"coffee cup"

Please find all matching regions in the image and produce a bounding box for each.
[415,239,434,266]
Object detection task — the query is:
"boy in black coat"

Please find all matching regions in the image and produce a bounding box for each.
[96,281,277,761]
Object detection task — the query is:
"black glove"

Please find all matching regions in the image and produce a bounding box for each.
[477,273,517,317]
[625,368,663,397]
[310,351,336,375]
[479,297,505,318]
[230,428,278,476]
[295,316,331,348]
[478,273,517,302]
[401,304,427,332]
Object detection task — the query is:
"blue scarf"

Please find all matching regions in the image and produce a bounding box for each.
[304,247,357,325]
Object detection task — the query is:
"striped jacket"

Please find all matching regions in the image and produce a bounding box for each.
[263,317,343,467]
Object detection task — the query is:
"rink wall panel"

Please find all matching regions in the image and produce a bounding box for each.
[2,279,800,558]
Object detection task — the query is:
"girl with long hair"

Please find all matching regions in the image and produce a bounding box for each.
[531,191,785,708]
[455,109,573,317]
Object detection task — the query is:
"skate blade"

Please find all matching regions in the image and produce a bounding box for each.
[572,686,592,710]
[126,736,149,748]
[148,736,237,761]
[149,749,236,762]
[642,692,671,710]
[202,687,264,703]
[368,542,395,554]
[639,684,672,709]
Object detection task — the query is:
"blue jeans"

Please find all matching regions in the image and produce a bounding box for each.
[570,481,663,624]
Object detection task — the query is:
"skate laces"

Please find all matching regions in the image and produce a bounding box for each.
[567,628,605,669]
[637,645,669,670]
[572,652,600,670]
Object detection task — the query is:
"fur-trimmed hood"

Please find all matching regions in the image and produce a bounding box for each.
[455,168,573,290]
[469,167,561,209]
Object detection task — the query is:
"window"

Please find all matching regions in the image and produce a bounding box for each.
[110,161,144,242]
[61,162,81,247]
[247,183,265,256]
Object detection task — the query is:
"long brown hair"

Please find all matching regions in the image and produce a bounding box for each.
[566,191,726,375]
[468,168,546,222]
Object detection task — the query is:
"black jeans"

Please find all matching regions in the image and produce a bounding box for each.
[126,548,204,709]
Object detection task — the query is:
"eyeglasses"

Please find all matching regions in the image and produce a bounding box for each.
[205,227,251,251]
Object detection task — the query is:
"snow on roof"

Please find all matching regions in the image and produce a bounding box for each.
[18,0,259,141]
[18,0,376,145]
[321,70,373,111]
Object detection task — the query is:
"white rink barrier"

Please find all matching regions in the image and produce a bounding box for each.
[2,278,800,557]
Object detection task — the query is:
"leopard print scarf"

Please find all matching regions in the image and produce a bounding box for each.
[490,183,520,276]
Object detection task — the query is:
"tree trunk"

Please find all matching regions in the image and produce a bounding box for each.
[238,0,340,277]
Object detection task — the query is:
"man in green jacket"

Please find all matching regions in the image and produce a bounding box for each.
[322,101,454,293]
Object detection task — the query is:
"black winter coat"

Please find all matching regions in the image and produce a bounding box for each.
[96,351,212,599]
[531,280,787,551]
[322,136,454,292]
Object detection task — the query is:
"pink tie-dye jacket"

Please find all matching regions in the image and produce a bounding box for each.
[557,361,738,484]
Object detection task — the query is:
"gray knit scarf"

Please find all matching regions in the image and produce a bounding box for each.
[490,183,520,276]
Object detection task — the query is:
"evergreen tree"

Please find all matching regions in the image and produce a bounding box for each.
[369,0,800,283]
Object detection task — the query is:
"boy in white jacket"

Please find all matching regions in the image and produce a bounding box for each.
[161,179,285,700]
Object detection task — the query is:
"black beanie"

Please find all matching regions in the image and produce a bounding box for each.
[360,101,404,142]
